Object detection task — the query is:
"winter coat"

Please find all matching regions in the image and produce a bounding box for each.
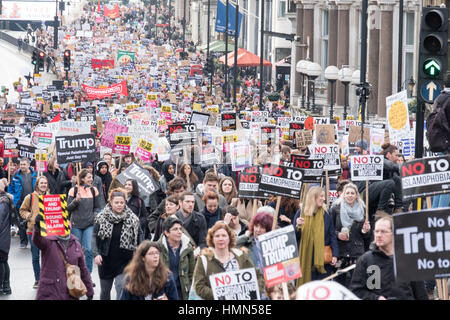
[157,233,195,300]
[91,205,143,258]
[32,226,94,300]
[120,273,179,300]
[43,169,71,195]
[230,198,262,226]
[193,184,228,212]
[19,191,45,234]
[329,203,370,258]
[127,195,148,230]
[350,243,428,300]
[292,208,340,258]
[175,210,207,249]
[8,169,37,208]
[67,186,101,230]
[235,233,262,269]
[193,247,265,300]
[0,193,14,256]
[200,206,222,229]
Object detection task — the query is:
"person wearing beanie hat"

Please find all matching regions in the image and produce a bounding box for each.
[355,139,368,155]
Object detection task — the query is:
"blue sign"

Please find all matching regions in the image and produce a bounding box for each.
[215,0,243,36]
[420,80,442,103]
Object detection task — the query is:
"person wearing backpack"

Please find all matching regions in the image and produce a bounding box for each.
[426,85,450,154]
[67,169,101,276]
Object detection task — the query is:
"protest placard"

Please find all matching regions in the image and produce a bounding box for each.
[18,144,36,161]
[230,141,251,171]
[55,134,97,164]
[113,135,132,155]
[259,164,303,198]
[168,123,198,150]
[101,121,129,149]
[400,155,450,201]
[308,144,341,176]
[0,125,16,137]
[135,138,154,162]
[115,163,160,205]
[295,130,313,148]
[38,195,70,237]
[393,208,450,282]
[287,155,324,182]
[210,268,260,300]
[237,166,266,199]
[386,90,410,143]
[4,136,18,150]
[315,124,336,145]
[221,112,237,132]
[255,225,301,288]
[349,155,384,181]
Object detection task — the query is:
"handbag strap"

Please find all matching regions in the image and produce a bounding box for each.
[57,245,69,270]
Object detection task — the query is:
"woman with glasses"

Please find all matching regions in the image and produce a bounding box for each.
[120,240,179,300]
[93,188,143,300]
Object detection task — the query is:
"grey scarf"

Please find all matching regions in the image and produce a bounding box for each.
[340,200,365,229]
[94,204,140,251]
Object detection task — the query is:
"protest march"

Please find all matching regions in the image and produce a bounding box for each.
[0,0,449,305]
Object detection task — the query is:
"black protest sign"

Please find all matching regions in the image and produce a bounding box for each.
[55,134,97,164]
[289,122,304,141]
[4,136,18,150]
[261,125,277,146]
[221,112,237,131]
[18,144,36,161]
[168,123,198,149]
[0,125,16,137]
[286,155,325,182]
[400,155,450,201]
[255,225,301,287]
[80,106,96,122]
[349,155,384,181]
[259,164,302,198]
[115,163,160,205]
[393,208,450,282]
[238,166,267,199]
[24,109,42,123]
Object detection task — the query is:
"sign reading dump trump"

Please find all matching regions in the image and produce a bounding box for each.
[55,134,97,164]
[393,208,450,282]
[209,268,260,300]
[400,155,450,201]
[255,225,302,287]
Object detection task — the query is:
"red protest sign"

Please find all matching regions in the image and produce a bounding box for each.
[40,195,69,237]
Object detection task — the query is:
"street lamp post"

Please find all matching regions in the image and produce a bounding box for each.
[351,69,360,119]
[338,67,353,120]
[296,60,310,109]
[408,76,416,97]
[182,0,186,52]
[324,66,339,121]
[306,62,322,114]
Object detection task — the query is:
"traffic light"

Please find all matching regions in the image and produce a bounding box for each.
[38,51,45,72]
[418,7,448,104]
[31,50,38,65]
[64,50,71,71]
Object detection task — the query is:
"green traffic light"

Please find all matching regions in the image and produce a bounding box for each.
[423,58,441,77]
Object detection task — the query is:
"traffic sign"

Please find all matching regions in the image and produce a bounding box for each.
[421,80,442,103]
[423,58,441,76]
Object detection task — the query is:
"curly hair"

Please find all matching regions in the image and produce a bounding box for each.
[206,222,236,249]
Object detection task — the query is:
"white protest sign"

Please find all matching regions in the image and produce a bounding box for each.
[209,268,260,300]
[386,90,410,143]
[349,155,384,181]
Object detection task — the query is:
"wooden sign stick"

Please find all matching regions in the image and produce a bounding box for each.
[271,195,282,231]
[365,180,369,221]
[7,156,11,183]
[325,170,329,208]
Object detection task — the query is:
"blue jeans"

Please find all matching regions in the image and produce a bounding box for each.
[27,234,40,281]
[71,226,93,274]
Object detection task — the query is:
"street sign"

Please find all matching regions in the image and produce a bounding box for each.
[423,58,441,77]
[421,80,442,103]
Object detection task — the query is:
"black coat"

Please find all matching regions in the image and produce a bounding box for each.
[127,195,148,228]
[0,194,13,257]
[43,169,72,195]
[329,203,370,258]
[350,243,428,300]
[175,210,207,249]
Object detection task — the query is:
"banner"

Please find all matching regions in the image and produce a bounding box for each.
[82,81,128,99]
[349,155,384,181]
[115,163,160,205]
[104,4,120,19]
[91,58,115,69]
[117,50,136,63]
[38,195,70,237]
[259,164,303,198]
[400,155,450,201]
[215,0,243,36]
[210,268,260,300]
[393,208,450,282]
[255,225,301,287]
[55,134,97,164]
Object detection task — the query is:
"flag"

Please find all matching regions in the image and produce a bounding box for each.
[215,0,243,36]
[49,112,61,123]
[117,50,136,63]
[104,4,120,19]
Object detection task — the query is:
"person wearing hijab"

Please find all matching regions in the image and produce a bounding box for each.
[159,160,175,194]
[95,161,113,203]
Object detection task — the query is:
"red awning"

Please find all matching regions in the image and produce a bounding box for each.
[218,48,271,67]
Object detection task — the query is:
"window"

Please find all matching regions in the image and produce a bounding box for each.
[321,10,329,68]
[279,1,287,18]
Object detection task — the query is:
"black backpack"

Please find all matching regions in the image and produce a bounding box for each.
[426,92,450,152]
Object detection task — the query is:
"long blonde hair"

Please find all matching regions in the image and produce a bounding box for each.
[302,186,326,217]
